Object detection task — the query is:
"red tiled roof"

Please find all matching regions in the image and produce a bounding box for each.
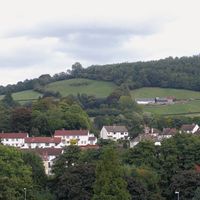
[0,133,28,139]
[54,130,89,136]
[25,137,61,144]
[34,148,63,156]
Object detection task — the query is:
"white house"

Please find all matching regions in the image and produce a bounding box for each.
[180,124,199,134]
[23,137,62,149]
[100,125,129,141]
[54,130,97,146]
[0,133,28,147]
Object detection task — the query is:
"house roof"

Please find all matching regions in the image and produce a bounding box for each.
[181,124,197,132]
[88,136,96,141]
[162,128,177,135]
[54,130,89,136]
[25,137,61,144]
[104,125,128,132]
[0,133,28,139]
[34,148,63,156]
[21,148,63,161]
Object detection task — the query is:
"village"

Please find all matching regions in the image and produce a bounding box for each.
[0,123,199,175]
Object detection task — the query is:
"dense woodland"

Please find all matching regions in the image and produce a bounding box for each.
[1,56,200,95]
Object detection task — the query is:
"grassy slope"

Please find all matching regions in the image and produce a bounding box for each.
[131,87,200,99]
[45,78,116,98]
[131,87,200,115]
[0,90,42,101]
[144,100,200,115]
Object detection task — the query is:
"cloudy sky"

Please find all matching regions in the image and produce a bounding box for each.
[0,0,199,85]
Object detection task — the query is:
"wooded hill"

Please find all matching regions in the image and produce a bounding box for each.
[1,55,200,95]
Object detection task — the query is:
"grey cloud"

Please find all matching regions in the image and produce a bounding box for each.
[0,48,49,68]
[3,19,165,66]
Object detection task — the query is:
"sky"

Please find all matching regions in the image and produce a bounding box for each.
[0,0,200,85]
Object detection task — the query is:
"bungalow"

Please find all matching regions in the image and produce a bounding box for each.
[180,124,199,134]
[23,137,62,149]
[54,130,97,146]
[100,125,129,141]
[0,132,28,147]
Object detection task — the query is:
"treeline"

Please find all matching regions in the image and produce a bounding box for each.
[2,55,200,95]
[76,56,200,91]
[0,94,92,136]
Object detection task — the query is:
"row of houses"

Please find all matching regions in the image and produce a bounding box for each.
[0,130,97,148]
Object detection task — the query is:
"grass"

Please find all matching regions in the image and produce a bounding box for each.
[131,87,200,100]
[0,90,42,102]
[45,78,116,98]
[143,100,200,115]
[131,87,200,116]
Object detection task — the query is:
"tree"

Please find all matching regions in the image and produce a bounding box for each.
[0,145,34,200]
[52,145,81,177]
[53,164,95,200]
[2,92,18,108]
[92,146,131,200]
[22,151,47,188]
[11,107,32,132]
[193,187,200,200]
[169,170,200,200]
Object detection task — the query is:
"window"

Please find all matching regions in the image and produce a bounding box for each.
[45,143,49,146]
[121,132,124,135]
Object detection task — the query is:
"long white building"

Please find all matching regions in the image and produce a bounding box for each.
[54,130,97,146]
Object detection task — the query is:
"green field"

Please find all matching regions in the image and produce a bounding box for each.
[131,87,200,100]
[131,87,200,116]
[45,78,116,98]
[144,100,200,115]
[0,90,42,102]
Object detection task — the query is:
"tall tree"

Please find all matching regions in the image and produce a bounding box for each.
[92,146,131,200]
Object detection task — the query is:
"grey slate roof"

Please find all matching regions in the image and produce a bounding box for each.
[104,125,128,132]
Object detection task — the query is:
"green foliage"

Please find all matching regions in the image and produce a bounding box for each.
[2,92,18,108]
[92,146,131,200]
[52,145,81,177]
[169,170,200,200]
[11,107,32,132]
[0,145,33,200]
[22,151,47,187]
[193,187,200,200]
[53,164,95,200]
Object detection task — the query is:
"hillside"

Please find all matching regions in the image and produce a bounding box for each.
[0,90,42,102]
[131,87,200,99]
[45,78,116,98]
[131,87,200,115]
